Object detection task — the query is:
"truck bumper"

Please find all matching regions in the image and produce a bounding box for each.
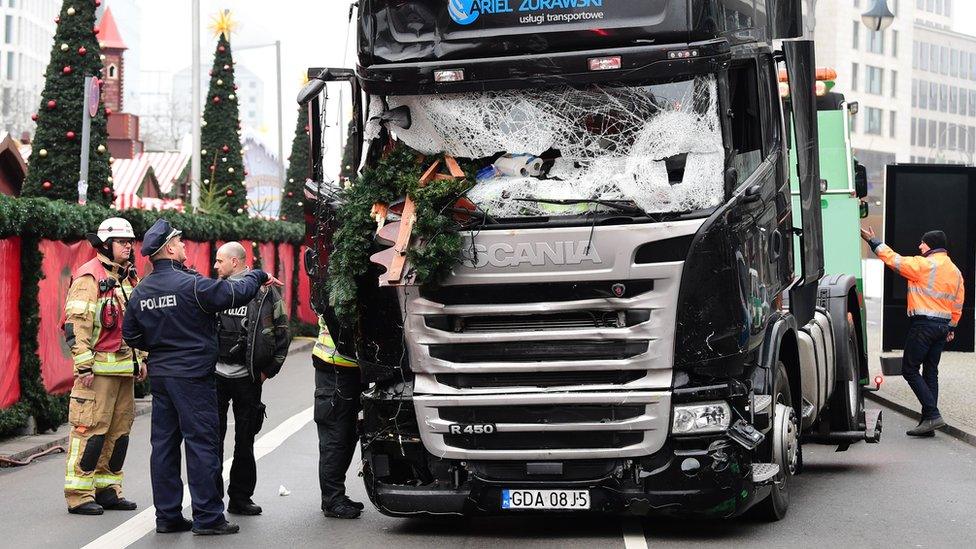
[363,437,768,518]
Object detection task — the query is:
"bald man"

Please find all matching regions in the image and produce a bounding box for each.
[213,242,290,515]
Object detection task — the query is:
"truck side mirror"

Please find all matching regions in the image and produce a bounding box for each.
[853,160,868,198]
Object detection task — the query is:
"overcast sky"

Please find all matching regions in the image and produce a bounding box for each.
[134,1,976,155]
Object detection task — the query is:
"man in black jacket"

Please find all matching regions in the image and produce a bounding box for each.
[213,242,290,516]
[122,220,282,536]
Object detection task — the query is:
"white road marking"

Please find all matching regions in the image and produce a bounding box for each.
[81,406,314,549]
[621,518,649,549]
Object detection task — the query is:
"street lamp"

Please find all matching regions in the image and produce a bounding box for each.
[861,0,895,32]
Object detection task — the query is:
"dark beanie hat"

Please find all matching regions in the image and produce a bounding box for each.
[922,230,947,250]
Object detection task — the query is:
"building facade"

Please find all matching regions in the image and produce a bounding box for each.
[0,0,59,137]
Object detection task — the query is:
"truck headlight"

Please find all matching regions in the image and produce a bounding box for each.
[672,401,732,435]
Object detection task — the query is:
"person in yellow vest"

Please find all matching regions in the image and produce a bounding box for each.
[62,217,147,515]
[862,227,965,436]
[313,315,364,519]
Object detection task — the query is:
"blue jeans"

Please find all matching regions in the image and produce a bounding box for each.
[901,318,951,421]
[149,376,225,529]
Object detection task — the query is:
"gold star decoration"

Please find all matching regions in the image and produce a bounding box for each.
[209,9,237,40]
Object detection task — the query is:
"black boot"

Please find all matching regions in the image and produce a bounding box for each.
[68,501,104,516]
[156,517,193,533]
[192,521,240,535]
[324,499,362,519]
[228,500,263,515]
[906,417,946,436]
[341,496,365,511]
[96,490,138,511]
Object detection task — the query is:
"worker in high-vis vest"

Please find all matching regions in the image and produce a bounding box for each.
[62,217,146,515]
[862,227,966,437]
[312,315,364,519]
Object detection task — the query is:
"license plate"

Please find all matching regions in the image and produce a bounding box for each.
[501,489,591,510]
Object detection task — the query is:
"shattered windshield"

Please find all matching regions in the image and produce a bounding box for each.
[371,75,724,217]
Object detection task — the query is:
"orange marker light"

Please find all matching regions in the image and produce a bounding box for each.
[874,375,884,390]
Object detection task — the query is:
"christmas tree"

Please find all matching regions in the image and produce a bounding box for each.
[280,105,309,222]
[22,0,113,205]
[200,10,246,215]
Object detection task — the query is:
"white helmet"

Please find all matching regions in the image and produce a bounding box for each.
[96,217,136,243]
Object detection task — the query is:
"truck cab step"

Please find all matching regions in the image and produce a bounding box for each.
[751,463,780,485]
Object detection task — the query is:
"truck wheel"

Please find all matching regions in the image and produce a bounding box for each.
[830,313,863,431]
[752,362,798,521]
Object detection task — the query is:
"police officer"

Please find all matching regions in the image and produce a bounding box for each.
[862,227,966,436]
[122,219,282,535]
[313,314,364,519]
[63,217,145,515]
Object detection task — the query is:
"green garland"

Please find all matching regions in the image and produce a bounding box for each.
[0,195,304,242]
[327,144,475,322]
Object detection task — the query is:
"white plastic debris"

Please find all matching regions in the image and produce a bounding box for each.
[278,485,291,496]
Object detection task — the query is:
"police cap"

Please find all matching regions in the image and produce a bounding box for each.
[141,219,183,257]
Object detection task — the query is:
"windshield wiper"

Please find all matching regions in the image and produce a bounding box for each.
[514,198,648,217]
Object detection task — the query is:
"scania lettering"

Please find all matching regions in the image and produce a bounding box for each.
[301,0,881,521]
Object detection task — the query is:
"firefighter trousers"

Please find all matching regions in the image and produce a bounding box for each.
[313,361,363,509]
[64,375,135,508]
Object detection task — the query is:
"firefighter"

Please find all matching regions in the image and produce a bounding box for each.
[861,227,966,436]
[313,315,365,519]
[63,217,146,516]
[122,219,282,535]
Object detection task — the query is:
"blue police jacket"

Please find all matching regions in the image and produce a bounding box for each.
[122,259,269,378]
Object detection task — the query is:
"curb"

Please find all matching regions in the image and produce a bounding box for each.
[866,391,976,448]
[0,401,152,466]
[1,340,316,466]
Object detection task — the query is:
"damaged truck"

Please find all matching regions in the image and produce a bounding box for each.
[298,0,882,520]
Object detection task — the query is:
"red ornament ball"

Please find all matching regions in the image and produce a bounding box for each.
[62,65,73,75]
[218,45,226,53]
[47,100,57,109]
[105,107,113,116]
[78,46,87,56]
[281,215,287,220]
[54,16,60,23]
[212,96,221,104]
[66,131,76,140]
[222,145,230,153]
[102,186,111,194]
[31,113,38,121]
[93,27,100,35]
[287,192,294,198]
[42,181,52,190]
[226,189,234,196]
[95,0,102,6]
[210,165,216,171]
[234,84,239,90]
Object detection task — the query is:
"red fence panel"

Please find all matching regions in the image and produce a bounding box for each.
[183,241,212,275]
[239,240,255,267]
[38,240,96,395]
[277,243,294,316]
[297,245,316,324]
[258,242,276,273]
[0,238,22,409]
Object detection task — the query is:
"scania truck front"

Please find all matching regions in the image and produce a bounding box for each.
[300,0,881,520]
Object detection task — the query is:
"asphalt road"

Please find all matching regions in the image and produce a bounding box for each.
[2,347,976,548]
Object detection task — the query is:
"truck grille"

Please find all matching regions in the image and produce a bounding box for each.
[400,221,701,459]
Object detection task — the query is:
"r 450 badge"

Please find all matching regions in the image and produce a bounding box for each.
[448,423,497,435]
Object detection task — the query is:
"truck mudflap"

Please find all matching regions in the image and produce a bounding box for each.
[363,439,771,518]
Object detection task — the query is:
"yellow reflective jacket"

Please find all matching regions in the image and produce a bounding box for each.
[312,316,357,367]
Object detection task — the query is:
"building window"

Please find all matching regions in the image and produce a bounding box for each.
[912,79,918,107]
[867,30,885,55]
[939,121,947,148]
[852,21,860,50]
[891,70,898,98]
[949,123,957,150]
[969,126,974,153]
[913,42,920,69]
[931,44,939,73]
[5,51,12,80]
[918,118,927,146]
[951,49,959,77]
[911,117,918,146]
[930,82,938,110]
[892,30,899,58]
[963,52,970,80]
[941,83,949,112]
[867,66,884,95]
[969,90,976,116]
[866,107,883,135]
[941,46,949,76]
[890,111,897,138]
[929,120,937,147]
[961,125,968,152]
[4,15,12,44]
[962,89,968,116]
[920,42,930,71]
[951,86,959,114]
[852,62,859,91]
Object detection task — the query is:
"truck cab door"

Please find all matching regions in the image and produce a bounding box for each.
[783,40,824,327]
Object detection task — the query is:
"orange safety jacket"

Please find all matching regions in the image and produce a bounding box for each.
[873,243,965,328]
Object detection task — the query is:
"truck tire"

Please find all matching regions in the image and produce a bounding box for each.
[752,362,799,521]
[830,313,863,432]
